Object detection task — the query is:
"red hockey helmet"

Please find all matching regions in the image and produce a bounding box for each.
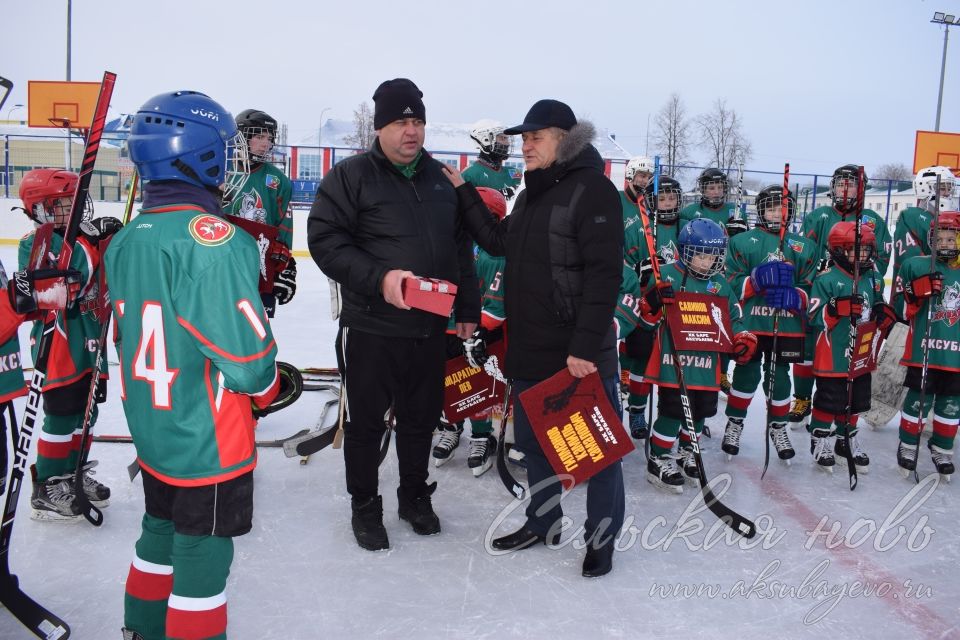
[17,168,91,227]
[476,187,507,220]
[932,211,960,262]
[827,221,876,271]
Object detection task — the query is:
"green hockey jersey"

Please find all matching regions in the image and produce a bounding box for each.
[899,256,960,372]
[800,205,892,277]
[223,163,293,251]
[725,227,819,336]
[104,204,280,486]
[679,202,734,230]
[462,161,521,196]
[614,264,644,339]
[476,247,505,329]
[892,206,934,316]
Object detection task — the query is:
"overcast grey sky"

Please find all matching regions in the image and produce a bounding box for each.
[2,0,958,177]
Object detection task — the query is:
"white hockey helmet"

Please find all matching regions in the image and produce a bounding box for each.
[625,156,655,181]
[914,165,956,209]
[470,120,512,158]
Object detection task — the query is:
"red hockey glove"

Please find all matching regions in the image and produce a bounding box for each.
[8,268,83,314]
[826,294,864,319]
[904,272,943,303]
[732,331,758,364]
[871,302,898,338]
[643,281,675,313]
[269,241,292,268]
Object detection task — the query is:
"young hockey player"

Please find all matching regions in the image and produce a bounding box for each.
[12,168,120,521]
[463,122,521,199]
[896,212,960,478]
[792,165,893,427]
[620,156,654,266]
[892,166,955,318]
[679,168,736,231]
[640,218,757,491]
[107,90,281,640]
[807,222,896,473]
[0,262,27,495]
[222,108,296,318]
[623,177,683,439]
[722,185,818,461]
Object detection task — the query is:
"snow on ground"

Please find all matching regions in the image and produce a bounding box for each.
[0,244,957,640]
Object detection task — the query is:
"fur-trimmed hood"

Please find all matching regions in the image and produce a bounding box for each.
[555,120,597,166]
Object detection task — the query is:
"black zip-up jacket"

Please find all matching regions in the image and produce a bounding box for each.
[308,140,479,337]
[458,122,623,380]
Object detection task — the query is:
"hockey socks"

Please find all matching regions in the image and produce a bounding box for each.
[125,514,175,640]
[35,408,96,481]
[725,360,791,424]
[898,390,960,449]
[650,416,703,458]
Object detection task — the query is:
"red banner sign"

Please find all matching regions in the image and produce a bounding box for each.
[849,320,879,378]
[664,291,734,353]
[518,370,634,488]
[226,215,282,294]
[443,340,507,422]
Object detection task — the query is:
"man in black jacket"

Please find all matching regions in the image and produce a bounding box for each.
[443,99,625,577]
[308,78,479,551]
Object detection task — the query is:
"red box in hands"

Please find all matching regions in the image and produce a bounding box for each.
[401,276,458,317]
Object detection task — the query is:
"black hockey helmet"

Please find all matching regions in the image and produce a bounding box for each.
[754,184,795,232]
[697,167,728,208]
[235,109,278,162]
[829,164,864,214]
[643,176,683,223]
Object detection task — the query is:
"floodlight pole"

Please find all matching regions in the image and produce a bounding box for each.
[66,0,72,81]
[936,23,949,131]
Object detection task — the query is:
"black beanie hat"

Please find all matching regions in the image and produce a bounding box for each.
[372,78,426,130]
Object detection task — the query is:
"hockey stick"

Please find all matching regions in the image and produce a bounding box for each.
[908,176,943,484]
[71,168,138,526]
[840,167,868,491]
[761,163,791,480]
[282,391,340,457]
[733,162,745,221]
[637,193,756,538]
[647,157,662,439]
[495,381,525,500]
[1,70,114,638]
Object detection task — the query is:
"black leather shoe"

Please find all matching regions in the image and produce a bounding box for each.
[491,526,560,551]
[398,482,441,535]
[352,495,389,551]
[581,542,614,578]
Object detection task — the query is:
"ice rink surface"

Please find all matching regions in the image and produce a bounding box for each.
[0,240,957,640]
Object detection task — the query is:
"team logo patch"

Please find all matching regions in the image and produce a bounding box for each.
[706,280,721,294]
[788,239,804,253]
[265,174,280,190]
[189,215,234,246]
[860,215,876,230]
[933,282,960,326]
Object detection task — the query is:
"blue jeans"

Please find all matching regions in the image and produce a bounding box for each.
[511,376,625,546]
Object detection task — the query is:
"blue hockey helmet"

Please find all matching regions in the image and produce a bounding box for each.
[127,91,249,202]
[678,218,728,278]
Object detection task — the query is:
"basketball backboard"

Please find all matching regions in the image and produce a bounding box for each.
[913,130,960,175]
[28,80,101,129]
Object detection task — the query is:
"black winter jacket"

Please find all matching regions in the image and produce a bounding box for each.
[459,122,623,380]
[307,140,479,337]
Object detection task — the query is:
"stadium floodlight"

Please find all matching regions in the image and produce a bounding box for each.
[946,14,956,23]
[934,12,946,22]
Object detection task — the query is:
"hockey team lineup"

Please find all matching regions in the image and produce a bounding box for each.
[0,68,958,640]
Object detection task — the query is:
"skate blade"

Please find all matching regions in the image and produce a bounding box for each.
[470,459,493,477]
[898,466,914,479]
[30,509,83,523]
[684,475,700,488]
[646,476,684,494]
[780,457,793,467]
[724,452,738,461]
[816,464,834,474]
[433,454,454,468]
[834,456,870,475]
[941,473,953,483]
[300,455,310,466]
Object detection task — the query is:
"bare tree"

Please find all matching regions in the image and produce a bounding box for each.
[696,98,753,170]
[343,101,375,149]
[651,93,693,177]
[873,162,912,182]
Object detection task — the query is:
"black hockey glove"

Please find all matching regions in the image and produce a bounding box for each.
[634,258,654,288]
[260,293,276,319]
[500,186,516,201]
[726,216,749,237]
[273,256,297,305]
[253,361,304,419]
[8,267,83,314]
[643,281,675,314]
[79,216,123,242]
[463,328,490,368]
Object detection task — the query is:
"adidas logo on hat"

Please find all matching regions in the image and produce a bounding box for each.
[403,107,414,115]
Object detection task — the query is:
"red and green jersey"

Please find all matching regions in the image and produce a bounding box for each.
[801,205,893,277]
[462,161,520,195]
[623,202,681,270]
[18,230,103,391]
[641,262,745,390]
[892,206,934,316]
[223,163,293,251]
[614,264,644,339]
[679,202,734,230]
[725,227,818,336]
[476,247,505,330]
[0,263,26,403]
[104,204,280,487]
[808,265,884,377]
[899,256,960,372]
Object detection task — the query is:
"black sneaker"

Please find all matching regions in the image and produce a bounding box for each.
[398,482,441,535]
[351,495,389,551]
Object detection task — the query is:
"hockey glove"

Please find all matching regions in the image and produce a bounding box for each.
[8,267,83,314]
[463,328,489,368]
[261,292,277,319]
[817,257,834,273]
[826,294,864,319]
[634,258,654,288]
[501,186,516,200]
[253,361,304,419]
[732,331,758,364]
[764,286,803,313]
[904,272,943,303]
[643,281,675,313]
[79,216,123,242]
[750,261,795,293]
[273,256,297,305]
[871,302,898,337]
[726,216,749,237]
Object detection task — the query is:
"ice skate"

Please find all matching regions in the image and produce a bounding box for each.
[789,397,811,430]
[432,422,462,467]
[834,433,869,473]
[628,410,648,440]
[678,446,700,486]
[769,423,795,464]
[646,454,684,494]
[467,435,496,477]
[30,467,82,522]
[811,428,835,473]
[721,417,744,459]
[897,440,918,478]
[929,442,954,482]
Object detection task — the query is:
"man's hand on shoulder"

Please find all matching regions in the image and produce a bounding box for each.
[381,269,414,309]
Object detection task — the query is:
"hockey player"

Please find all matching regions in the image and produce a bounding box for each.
[623,177,683,439]
[223,108,296,318]
[807,222,895,473]
[792,164,893,427]
[892,166,955,318]
[620,156,654,266]
[12,168,119,520]
[679,168,737,232]
[895,212,960,478]
[722,186,818,461]
[463,122,521,199]
[640,219,757,491]
[0,262,27,495]
[107,90,281,640]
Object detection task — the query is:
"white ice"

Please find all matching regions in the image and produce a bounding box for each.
[0,208,957,640]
